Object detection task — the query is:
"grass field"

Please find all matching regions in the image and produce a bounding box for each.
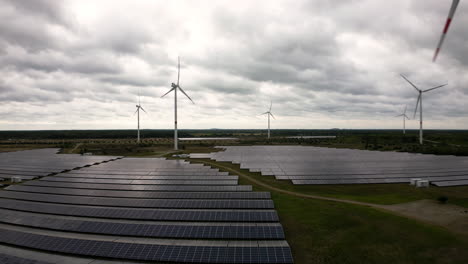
[272,192,468,264]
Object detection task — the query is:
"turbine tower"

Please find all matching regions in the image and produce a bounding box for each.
[395,105,410,134]
[400,74,447,144]
[134,93,147,144]
[161,57,194,150]
[433,0,460,62]
[261,101,275,139]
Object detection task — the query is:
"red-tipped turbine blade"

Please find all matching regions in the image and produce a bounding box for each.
[433,0,460,62]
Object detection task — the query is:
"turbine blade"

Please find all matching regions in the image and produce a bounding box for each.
[413,94,421,118]
[423,83,447,93]
[270,112,276,119]
[433,0,460,62]
[404,105,407,114]
[405,114,410,120]
[178,85,194,104]
[260,112,269,115]
[400,74,420,92]
[140,106,147,113]
[269,101,272,112]
[177,56,180,86]
[395,114,404,117]
[134,108,138,115]
[161,87,175,98]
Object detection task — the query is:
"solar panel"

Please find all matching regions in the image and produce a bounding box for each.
[0,228,293,263]
[0,149,292,263]
[202,146,468,186]
[53,173,237,180]
[0,252,53,264]
[5,185,270,199]
[432,180,468,187]
[0,209,285,239]
[0,199,279,222]
[39,177,238,185]
[0,191,274,209]
[22,181,253,191]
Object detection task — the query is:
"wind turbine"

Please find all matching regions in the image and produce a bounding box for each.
[161,56,194,150]
[261,101,275,139]
[134,92,147,144]
[395,105,410,134]
[433,0,460,62]
[400,74,447,144]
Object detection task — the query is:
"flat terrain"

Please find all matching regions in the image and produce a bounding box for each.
[2,129,468,263]
[184,157,468,264]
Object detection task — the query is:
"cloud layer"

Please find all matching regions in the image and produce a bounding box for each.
[1,0,467,130]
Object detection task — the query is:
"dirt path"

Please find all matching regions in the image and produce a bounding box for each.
[70,143,82,153]
[198,159,468,236]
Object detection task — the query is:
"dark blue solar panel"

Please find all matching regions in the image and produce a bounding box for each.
[0,199,279,222]
[0,228,294,263]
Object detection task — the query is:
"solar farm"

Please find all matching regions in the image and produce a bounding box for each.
[195,146,468,187]
[0,149,293,263]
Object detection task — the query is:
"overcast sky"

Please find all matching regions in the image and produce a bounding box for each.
[1,0,467,130]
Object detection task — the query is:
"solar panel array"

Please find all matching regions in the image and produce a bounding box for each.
[199,146,468,186]
[0,252,52,264]
[0,148,120,181]
[0,150,293,263]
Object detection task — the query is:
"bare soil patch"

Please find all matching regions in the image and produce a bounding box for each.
[383,199,468,235]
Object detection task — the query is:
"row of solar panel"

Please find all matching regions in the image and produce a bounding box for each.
[432,180,468,187]
[6,185,270,199]
[0,228,294,263]
[23,181,253,191]
[0,175,37,180]
[0,199,279,222]
[0,252,52,264]
[40,177,238,185]
[0,168,54,174]
[0,170,47,177]
[65,171,229,176]
[259,168,468,176]
[0,210,284,239]
[85,164,208,169]
[55,173,237,180]
[291,179,410,184]
[75,167,221,172]
[276,175,468,181]
[0,191,274,209]
[0,165,215,172]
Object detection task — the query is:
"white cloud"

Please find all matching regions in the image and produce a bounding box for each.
[0,0,467,130]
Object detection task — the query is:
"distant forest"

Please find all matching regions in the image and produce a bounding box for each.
[0,129,467,140]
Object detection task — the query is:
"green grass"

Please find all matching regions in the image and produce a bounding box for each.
[188,159,468,208]
[271,192,468,264]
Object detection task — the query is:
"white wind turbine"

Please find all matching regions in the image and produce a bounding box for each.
[395,105,410,134]
[400,74,447,144]
[261,101,275,139]
[161,57,194,150]
[134,92,147,144]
